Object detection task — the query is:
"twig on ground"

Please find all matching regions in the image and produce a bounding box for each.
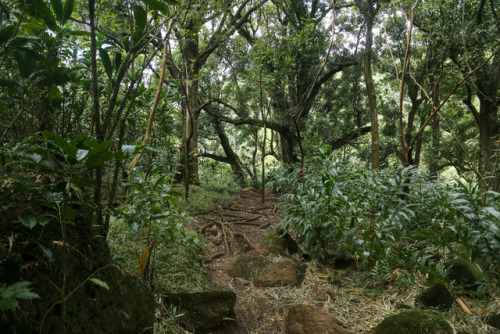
[456,297,472,314]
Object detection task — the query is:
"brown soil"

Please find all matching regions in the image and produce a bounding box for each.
[199,188,286,333]
[195,188,499,334]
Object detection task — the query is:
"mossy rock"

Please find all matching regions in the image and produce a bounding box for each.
[416,282,454,310]
[229,245,289,279]
[163,291,236,332]
[447,256,487,288]
[229,245,306,287]
[374,311,452,334]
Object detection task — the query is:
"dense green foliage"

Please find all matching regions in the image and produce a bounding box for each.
[270,150,500,285]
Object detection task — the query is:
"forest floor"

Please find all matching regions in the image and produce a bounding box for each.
[190,188,497,334]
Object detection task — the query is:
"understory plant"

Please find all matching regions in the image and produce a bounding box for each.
[274,150,500,285]
[109,172,205,292]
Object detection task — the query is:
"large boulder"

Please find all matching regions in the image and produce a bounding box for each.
[163,291,236,332]
[229,245,306,287]
[416,282,454,310]
[285,304,349,334]
[374,310,452,334]
[0,236,155,334]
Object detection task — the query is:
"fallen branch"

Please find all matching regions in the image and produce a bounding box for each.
[456,297,472,314]
[234,232,257,251]
[214,221,230,255]
[203,252,225,263]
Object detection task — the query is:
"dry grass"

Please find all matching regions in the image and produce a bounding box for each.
[224,260,499,333]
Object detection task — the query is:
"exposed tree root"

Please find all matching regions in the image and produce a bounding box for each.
[258,222,270,229]
[214,221,230,255]
[203,252,225,263]
[200,222,214,234]
[234,232,257,251]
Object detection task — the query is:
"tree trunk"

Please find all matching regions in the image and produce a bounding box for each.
[357,0,380,169]
[429,78,441,177]
[477,94,499,190]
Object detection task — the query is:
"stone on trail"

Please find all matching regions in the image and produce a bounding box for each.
[285,304,350,334]
[162,290,236,332]
[416,282,454,310]
[228,245,306,287]
[374,310,452,334]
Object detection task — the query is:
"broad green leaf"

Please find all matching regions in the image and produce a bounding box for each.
[15,291,40,299]
[61,205,75,221]
[0,298,18,310]
[69,30,91,37]
[143,0,169,14]
[0,24,16,44]
[483,207,500,219]
[120,145,136,156]
[98,48,113,79]
[19,215,37,229]
[85,151,114,169]
[37,216,50,227]
[50,0,63,22]
[20,22,46,30]
[133,5,147,32]
[37,242,53,262]
[114,52,122,71]
[88,140,113,154]
[62,0,75,25]
[90,278,109,290]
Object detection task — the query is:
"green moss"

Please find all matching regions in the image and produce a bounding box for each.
[374,311,452,334]
[447,256,487,287]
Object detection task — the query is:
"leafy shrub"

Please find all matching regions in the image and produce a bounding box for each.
[109,173,206,292]
[277,153,500,284]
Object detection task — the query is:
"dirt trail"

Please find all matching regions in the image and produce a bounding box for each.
[193,189,497,334]
[197,188,286,333]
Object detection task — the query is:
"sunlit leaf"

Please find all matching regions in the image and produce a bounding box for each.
[90,278,109,290]
[76,149,89,161]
